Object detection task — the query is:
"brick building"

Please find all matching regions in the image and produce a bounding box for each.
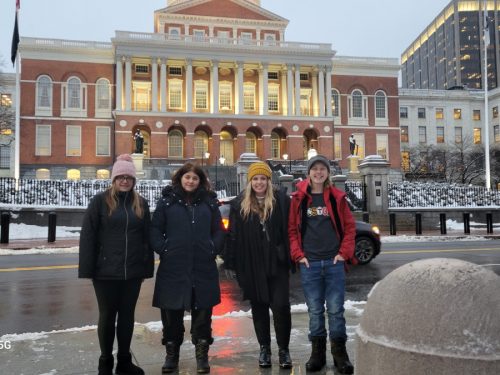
[17,0,400,179]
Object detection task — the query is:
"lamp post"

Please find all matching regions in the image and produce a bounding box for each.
[283,153,291,174]
[215,155,225,192]
[202,151,210,174]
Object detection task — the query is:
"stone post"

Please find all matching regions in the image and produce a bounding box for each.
[279,174,294,194]
[358,155,389,226]
[356,258,500,374]
[331,174,347,192]
[235,153,260,193]
[131,153,145,179]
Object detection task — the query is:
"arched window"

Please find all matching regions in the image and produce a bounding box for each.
[220,131,234,165]
[351,90,363,118]
[95,78,111,116]
[96,169,110,179]
[348,89,367,124]
[271,131,280,159]
[194,130,208,158]
[36,75,52,114]
[331,89,340,117]
[35,168,50,180]
[168,129,183,158]
[67,169,81,180]
[375,90,387,121]
[245,132,257,153]
[62,76,87,117]
[68,77,81,108]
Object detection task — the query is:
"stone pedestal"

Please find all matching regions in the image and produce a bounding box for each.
[131,153,145,179]
[235,153,260,193]
[347,155,361,181]
[279,174,294,194]
[331,174,347,192]
[358,155,390,217]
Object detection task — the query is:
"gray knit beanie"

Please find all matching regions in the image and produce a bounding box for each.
[307,155,330,174]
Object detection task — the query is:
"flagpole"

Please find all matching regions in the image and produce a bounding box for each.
[483,0,491,190]
[13,1,20,182]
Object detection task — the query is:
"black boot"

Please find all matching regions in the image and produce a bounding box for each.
[331,339,354,375]
[258,344,271,368]
[278,347,292,369]
[305,336,326,372]
[98,354,114,375]
[162,342,180,373]
[115,353,145,375]
[195,339,210,374]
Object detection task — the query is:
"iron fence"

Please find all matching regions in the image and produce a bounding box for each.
[345,181,366,211]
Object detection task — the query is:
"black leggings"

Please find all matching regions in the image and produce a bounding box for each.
[92,278,142,356]
[251,301,291,349]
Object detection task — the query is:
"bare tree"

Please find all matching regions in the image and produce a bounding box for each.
[445,135,485,185]
[0,67,15,147]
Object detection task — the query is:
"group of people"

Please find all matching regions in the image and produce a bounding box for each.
[79,153,356,375]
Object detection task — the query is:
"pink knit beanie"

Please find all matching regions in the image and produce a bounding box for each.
[111,154,136,182]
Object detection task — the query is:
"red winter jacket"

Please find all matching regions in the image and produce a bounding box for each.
[288,179,357,265]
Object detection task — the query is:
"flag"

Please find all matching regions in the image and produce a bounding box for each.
[484,1,490,46]
[10,0,20,66]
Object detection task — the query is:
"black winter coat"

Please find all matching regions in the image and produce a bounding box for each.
[78,190,154,280]
[150,186,225,310]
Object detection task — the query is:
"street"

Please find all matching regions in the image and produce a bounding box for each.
[1,239,500,336]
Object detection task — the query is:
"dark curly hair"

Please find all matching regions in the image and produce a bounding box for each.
[171,162,212,192]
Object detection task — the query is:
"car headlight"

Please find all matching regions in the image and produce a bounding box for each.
[371,225,380,235]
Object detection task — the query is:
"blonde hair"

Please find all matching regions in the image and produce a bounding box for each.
[240,178,275,221]
[105,184,144,218]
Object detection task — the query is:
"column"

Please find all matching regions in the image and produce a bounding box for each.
[312,69,319,117]
[281,68,288,116]
[287,64,293,116]
[211,60,219,113]
[125,57,132,111]
[318,66,325,117]
[294,65,301,116]
[160,58,167,112]
[325,65,333,117]
[258,67,264,115]
[262,63,268,116]
[235,62,244,114]
[186,59,193,113]
[151,57,158,112]
[115,56,123,111]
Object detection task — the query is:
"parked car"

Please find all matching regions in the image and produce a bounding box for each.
[218,199,381,265]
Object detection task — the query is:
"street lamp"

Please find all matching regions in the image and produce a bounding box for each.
[215,155,225,192]
[307,148,318,160]
[283,153,291,174]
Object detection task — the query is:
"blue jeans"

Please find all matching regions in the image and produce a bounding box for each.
[300,260,347,342]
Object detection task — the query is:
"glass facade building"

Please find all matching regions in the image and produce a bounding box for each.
[402,0,498,90]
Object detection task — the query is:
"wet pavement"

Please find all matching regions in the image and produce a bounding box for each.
[0,308,363,375]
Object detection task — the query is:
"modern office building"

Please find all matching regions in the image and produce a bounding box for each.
[401,0,499,90]
[17,0,400,179]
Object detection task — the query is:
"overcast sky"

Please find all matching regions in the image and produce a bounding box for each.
[1,0,451,73]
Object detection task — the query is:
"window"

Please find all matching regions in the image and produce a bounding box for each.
[264,33,276,46]
[219,82,232,110]
[455,127,462,143]
[0,146,10,168]
[95,78,111,116]
[193,29,205,41]
[334,133,341,160]
[401,151,410,172]
[473,128,481,144]
[68,78,81,109]
[217,30,230,43]
[96,169,110,179]
[194,130,208,158]
[473,110,481,121]
[168,27,181,40]
[268,72,278,80]
[271,131,280,159]
[435,108,444,119]
[66,125,81,156]
[134,64,149,74]
[240,32,252,44]
[132,82,151,111]
[36,168,50,180]
[454,108,462,120]
[375,91,387,119]
[437,126,444,143]
[399,106,408,118]
[495,125,500,143]
[96,127,110,156]
[168,80,182,109]
[332,89,340,117]
[243,83,256,111]
[376,134,388,159]
[418,108,426,119]
[418,126,427,144]
[35,125,51,156]
[220,130,234,165]
[401,126,409,143]
[194,81,208,110]
[168,129,183,157]
[245,132,257,153]
[493,106,499,118]
[169,67,182,76]
[36,75,52,115]
[299,73,309,81]
[268,85,279,112]
[62,76,87,116]
[349,89,367,120]
[67,169,80,180]
[300,89,311,116]
[0,94,12,107]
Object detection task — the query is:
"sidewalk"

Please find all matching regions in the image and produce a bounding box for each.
[0,237,79,250]
[0,309,362,375]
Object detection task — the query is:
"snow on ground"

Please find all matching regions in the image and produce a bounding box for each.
[6,223,81,240]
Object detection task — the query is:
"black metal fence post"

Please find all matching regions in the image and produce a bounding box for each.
[463,213,470,234]
[1,212,10,244]
[486,213,493,234]
[48,212,57,243]
[389,213,396,235]
[415,213,422,235]
[439,213,447,235]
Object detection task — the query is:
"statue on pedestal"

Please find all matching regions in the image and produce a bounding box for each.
[349,134,357,156]
[133,129,144,154]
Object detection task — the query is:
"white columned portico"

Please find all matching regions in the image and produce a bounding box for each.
[325,66,333,117]
[318,67,325,117]
[151,57,158,112]
[236,62,244,114]
[312,69,319,117]
[115,56,123,111]
[186,59,193,113]
[125,57,132,111]
[160,58,167,112]
[211,60,219,113]
[287,64,293,116]
[294,65,301,116]
[281,68,288,115]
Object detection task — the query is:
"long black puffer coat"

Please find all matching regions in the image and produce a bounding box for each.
[150,185,225,310]
[78,190,154,280]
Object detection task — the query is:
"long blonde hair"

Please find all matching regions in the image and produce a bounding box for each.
[240,178,275,221]
[105,184,144,218]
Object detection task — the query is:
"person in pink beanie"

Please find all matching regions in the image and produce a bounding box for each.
[79,154,154,375]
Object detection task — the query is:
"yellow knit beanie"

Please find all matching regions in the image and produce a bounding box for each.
[247,161,272,181]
